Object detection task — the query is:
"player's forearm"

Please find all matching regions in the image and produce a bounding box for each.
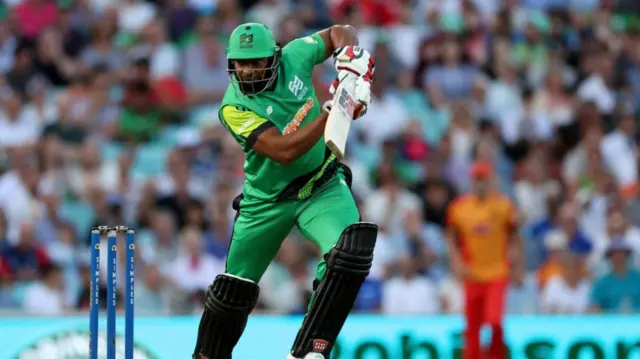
[329,25,358,49]
[265,112,328,165]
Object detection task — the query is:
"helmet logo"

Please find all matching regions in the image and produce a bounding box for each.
[239,34,253,48]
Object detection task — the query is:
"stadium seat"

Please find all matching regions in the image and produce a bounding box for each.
[155,124,186,146]
[59,201,96,237]
[131,143,171,179]
[100,142,124,163]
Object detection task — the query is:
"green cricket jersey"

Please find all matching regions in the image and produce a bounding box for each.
[219,33,343,202]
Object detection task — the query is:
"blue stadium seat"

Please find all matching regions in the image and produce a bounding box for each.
[100,142,124,163]
[59,201,96,237]
[156,125,186,146]
[10,281,33,306]
[132,143,171,179]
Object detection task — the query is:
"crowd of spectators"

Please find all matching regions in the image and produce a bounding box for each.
[1,0,640,316]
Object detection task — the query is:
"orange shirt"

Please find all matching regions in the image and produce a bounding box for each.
[537,260,562,288]
[537,260,591,287]
[446,194,516,282]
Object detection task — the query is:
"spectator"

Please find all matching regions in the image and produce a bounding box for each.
[260,237,308,314]
[0,87,41,148]
[25,75,57,126]
[167,226,223,294]
[577,52,616,116]
[422,83,451,147]
[438,274,463,314]
[5,42,35,98]
[540,252,592,314]
[562,125,602,186]
[117,0,157,35]
[590,240,640,313]
[537,229,569,288]
[182,16,227,107]
[353,63,410,147]
[156,155,206,229]
[13,0,59,40]
[0,17,16,75]
[0,253,17,308]
[425,38,478,100]
[2,222,48,281]
[486,59,524,145]
[135,264,167,314]
[23,262,65,315]
[402,209,443,280]
[382,255,439,314]
[118,80,162,143]
[534,202,593,261]
[514,154,561,224]
[204,202,231,261]
[80,15,125,71]
[412,176,456,228]
[246,0,291,31]
[600,112,638,198]
[531,67,574,131]
[67,141,113,200]
[590,207,640,274]
[507,272,539,314]
[33,27,78,87]
[139,209,179,269]
[363,163,421,239]
[0,208,6,249]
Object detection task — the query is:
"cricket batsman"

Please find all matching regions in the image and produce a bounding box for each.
[192,22,378,359]
[445,162,524,359]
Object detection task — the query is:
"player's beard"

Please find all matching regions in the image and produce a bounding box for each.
[237,69,271,94]
[229,54,280,96]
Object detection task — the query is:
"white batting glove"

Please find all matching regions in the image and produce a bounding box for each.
[332,45,375,78]
[330,46,375,95]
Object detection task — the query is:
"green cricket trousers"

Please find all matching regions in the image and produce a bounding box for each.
[225,172,360,284]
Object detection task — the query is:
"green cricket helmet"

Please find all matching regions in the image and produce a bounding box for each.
[227,22,281,95]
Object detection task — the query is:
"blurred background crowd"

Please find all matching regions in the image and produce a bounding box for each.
[1,0,640,316]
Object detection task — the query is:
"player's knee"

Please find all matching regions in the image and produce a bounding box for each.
[326,222,378,278]
[205,273,260,314]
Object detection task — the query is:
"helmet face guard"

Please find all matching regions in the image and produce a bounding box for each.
[227,49,281,96]
[226,23,280,96]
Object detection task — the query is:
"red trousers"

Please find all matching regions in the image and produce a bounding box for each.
[463,279,508,359]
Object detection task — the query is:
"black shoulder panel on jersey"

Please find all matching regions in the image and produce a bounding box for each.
[245,121,276,150]
[290,222,378,358]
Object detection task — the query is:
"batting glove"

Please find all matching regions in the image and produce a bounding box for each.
[330,46,375,95]
[332,46,375,79]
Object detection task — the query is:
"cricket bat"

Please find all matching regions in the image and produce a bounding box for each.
[325,76,358,160]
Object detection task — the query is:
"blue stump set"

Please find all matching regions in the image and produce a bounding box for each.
[90,226,136,359]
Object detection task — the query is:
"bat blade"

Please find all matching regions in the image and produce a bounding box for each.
[325,78,357,160]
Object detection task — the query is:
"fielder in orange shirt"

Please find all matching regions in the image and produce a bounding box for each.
[445,161,524,359]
